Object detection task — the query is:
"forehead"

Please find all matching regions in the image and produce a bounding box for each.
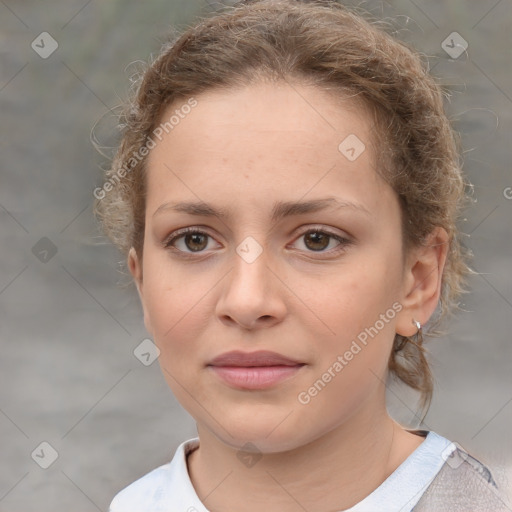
[154,81,372,150]
[144,82,387,214]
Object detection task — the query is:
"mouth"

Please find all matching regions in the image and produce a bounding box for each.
[208,349,304,367]
[207,350,306,390]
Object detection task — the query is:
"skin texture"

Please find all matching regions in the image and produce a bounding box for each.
[128,81,449,511]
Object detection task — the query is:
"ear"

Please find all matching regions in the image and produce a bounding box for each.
[128,247,153,335]
[395,227,449,337]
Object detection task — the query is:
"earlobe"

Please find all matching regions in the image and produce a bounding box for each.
[395,227,449,337]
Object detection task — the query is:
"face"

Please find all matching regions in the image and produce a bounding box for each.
[129,81,423,453]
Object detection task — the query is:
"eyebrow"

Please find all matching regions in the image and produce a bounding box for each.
[152,197,371,222]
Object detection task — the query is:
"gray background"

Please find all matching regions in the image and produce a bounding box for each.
[1,0,511,510]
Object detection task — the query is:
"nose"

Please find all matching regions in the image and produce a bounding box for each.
[215,245,287,331]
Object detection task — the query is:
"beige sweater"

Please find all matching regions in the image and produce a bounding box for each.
[413,445,511,511]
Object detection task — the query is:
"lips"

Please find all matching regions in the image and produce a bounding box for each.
[208,350,304,367]
[207,350,305,390]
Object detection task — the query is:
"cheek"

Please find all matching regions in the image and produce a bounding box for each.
[311,259,401,334]
[146,287,209,351]
[141,253,208,350]
[140,258,240,393]
[310,260,400,384]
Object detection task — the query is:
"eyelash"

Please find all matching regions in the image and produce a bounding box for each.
[163,226,352,258]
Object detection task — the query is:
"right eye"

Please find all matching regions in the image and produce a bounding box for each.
[164,227,221,255]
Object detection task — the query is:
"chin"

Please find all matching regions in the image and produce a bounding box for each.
[206,413,311,454]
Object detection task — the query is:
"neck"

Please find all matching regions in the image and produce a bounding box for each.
[187,402,424,511]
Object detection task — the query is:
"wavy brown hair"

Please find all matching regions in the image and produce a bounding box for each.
[94,0,473,418]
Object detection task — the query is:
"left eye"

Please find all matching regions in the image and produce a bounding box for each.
[292,229,349,252]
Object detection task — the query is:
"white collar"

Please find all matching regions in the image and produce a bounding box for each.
[110,430,454,512]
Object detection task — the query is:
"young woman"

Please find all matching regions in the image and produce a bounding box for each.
[95,1,511,510]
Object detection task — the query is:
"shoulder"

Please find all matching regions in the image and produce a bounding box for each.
[413,441,512,512]
[109,462,173,512]
[109,437,201,512]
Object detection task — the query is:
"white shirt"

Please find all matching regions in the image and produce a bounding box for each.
[109,430,456,512]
